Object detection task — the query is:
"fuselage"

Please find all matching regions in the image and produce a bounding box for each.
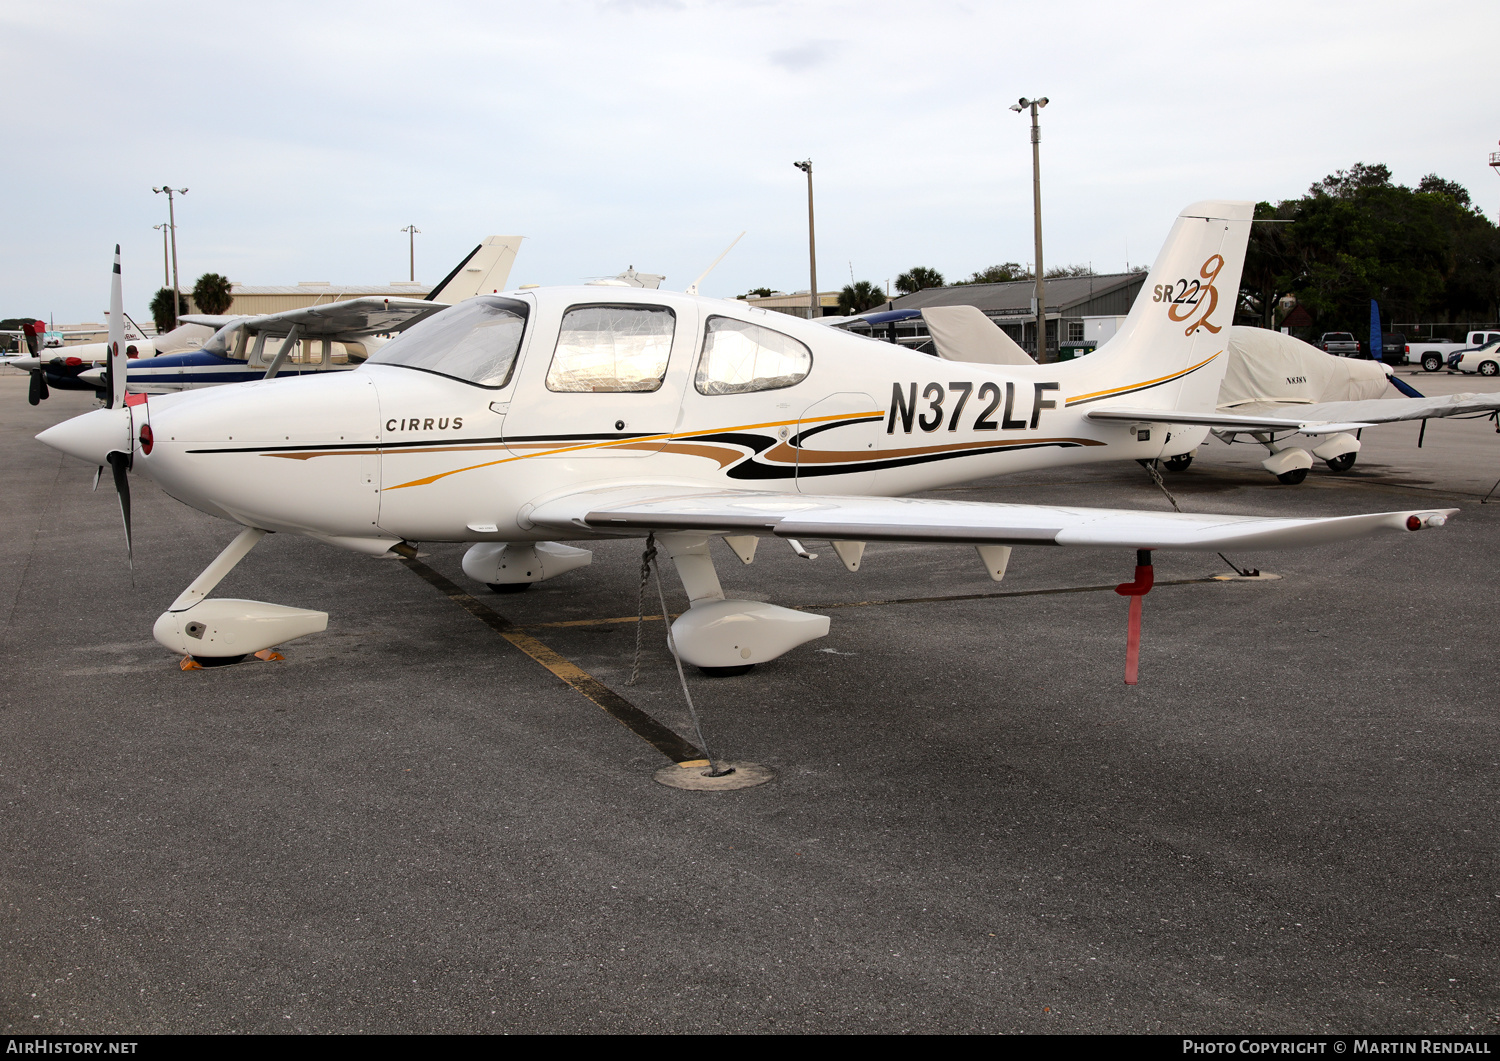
[120,286,1213,548]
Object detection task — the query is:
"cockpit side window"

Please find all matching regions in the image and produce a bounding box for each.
[364,296,528,388]
[694,316,812,395]
[545,305,676,393]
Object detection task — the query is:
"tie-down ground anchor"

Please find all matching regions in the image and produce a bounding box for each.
[654,760,774,791]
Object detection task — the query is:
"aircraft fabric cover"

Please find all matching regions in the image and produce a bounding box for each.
[921,306,1035,366]
[1219,326,1388,408]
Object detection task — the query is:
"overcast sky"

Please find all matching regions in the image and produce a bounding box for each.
[5,0,1496,324]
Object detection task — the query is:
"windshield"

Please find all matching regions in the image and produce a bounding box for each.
[365,296,528,388]
[201,321,246,358]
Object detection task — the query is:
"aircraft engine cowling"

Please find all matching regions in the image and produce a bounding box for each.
[136,373,383,537]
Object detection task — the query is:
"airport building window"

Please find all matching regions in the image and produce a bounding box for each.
[695,316,812,395]
[1067,320,1084,342]
[546,305,676,393]
[365,295,528,388]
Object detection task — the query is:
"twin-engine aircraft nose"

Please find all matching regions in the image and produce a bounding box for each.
[36,407,133,464]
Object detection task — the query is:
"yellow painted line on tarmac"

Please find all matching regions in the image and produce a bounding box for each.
[391,545,704,764]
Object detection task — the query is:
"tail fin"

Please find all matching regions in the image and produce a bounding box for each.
[1075,201,1253,414]
[427,236,524,302]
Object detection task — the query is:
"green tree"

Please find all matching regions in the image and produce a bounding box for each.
[895,266,944,294]
[192,273,234,315]
[1239,200,1300,328]
[954,262,1029,285]
[1234,163,1500,337]
[1044,263,1096,278]
[737,287,776,299]
[838,280,888,315]
[150,288,189,333]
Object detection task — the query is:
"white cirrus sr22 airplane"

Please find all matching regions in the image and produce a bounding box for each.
[38,202,1454,678]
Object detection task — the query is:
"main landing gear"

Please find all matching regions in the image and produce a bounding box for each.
[153,528,328,664]
[656,533,829,675]
[1251,431,1361,483]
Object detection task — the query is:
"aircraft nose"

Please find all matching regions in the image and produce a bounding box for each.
[36,407,132,464]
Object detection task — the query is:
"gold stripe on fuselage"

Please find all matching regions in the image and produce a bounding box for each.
[1064,351,1220,406]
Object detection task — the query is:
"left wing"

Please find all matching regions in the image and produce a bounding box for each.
[529,486,1453,551]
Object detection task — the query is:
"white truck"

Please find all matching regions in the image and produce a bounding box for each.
[1404,330,1500,372]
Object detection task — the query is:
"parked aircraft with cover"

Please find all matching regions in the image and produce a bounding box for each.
[37,203,1454,684]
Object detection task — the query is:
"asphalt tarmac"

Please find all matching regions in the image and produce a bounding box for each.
[2,372,1498,1034]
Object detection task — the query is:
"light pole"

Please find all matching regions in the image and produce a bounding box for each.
[793,160,818,320]
[400,225,420,282]
[1009,97,1049,362]
[152,186,188,329]
[1490,143,1500,223]
[152,223,170,287]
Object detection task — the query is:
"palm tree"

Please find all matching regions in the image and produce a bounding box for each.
[192,273,235,315]
[150,288,188,333]
[838,280,888,315]
[895,266,944,294]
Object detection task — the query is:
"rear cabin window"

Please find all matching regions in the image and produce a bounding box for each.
[546,305,675,393]
[695,316,812,395]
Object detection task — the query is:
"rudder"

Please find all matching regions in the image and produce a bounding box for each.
[1075,201,1254,415]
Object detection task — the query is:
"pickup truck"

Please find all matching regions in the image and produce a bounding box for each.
[1319,332,1361,357]
[1403,330,1500,371]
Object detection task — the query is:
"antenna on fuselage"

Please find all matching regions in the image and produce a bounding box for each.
[685,231,745,296]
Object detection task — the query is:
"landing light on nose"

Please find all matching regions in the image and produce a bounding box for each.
[35,407,133,465]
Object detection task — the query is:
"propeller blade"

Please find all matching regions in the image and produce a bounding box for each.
[106,451,132,569]
[27,369,48,405]
[92,466,103,492]
[106,245,126,410]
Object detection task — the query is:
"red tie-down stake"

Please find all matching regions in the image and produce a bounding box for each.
[1114,549,1154,685]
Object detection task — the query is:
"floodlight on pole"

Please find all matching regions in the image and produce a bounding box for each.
[1009,97,1049,362]
[400,224,421,282]
[152,186,188,330]
[793,159,818,320]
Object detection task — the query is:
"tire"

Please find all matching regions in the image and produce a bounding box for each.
[1163,453,1194,471]
[1480,361,1499,377]
[193,654,248,667]
[487,582,532,594]
[1324,452,1357,473]
[697,664,755,677]
[1276,468,1308,485]
[1422,353,1443,372]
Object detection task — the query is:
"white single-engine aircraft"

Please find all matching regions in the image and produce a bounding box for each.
[39,203,1454,678]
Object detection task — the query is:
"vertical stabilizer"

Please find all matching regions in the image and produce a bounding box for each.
[1072,201,1254,414]
[428,236,524,302]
